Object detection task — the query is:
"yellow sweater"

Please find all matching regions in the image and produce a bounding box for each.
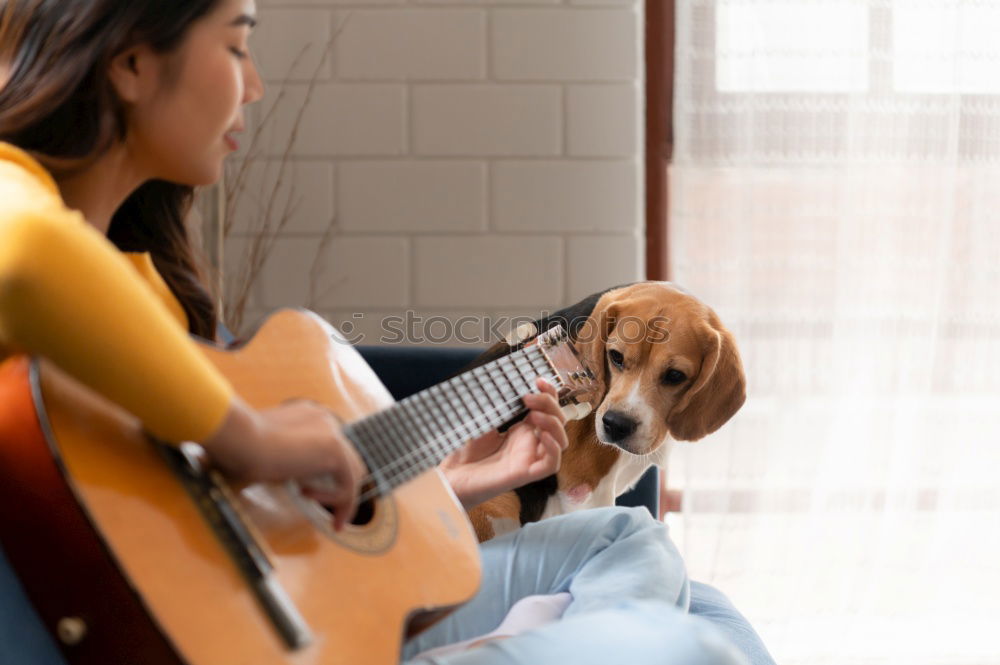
[0,142,233,443]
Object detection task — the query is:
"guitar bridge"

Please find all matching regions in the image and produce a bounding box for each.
[156,441,314,651]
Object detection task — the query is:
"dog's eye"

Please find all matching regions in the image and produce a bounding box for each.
[608,349,625,369]
[662,369,687,386]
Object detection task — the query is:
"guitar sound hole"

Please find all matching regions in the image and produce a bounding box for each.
[350,498,375,526]
[318,484,377,526]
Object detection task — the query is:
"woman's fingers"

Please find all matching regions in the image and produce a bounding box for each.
[518,379,570,458]
[523,409,569,450]
[529,431,562,476]
[522,390,567,425]
[332,447,365,529]
[255,400,367,531]
[303,452,363,531]
[532,378,563,410]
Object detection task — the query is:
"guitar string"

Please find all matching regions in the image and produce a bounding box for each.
[355,345,547,480]
[355,391,541,504]
[354,358,565,502]
[353,354,526,481]
[355,365,554,496]
[355,349,558,490]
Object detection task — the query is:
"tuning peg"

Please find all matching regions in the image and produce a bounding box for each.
[505,322,538,346]
[543,325,567,343]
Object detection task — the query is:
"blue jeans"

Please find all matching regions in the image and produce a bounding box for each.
[402,507,750,665]
[2,508,773,665]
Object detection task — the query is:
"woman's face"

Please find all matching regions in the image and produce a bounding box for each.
[124,0,264,186]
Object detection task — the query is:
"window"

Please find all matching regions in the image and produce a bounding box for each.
[715,0,1000,95]
[716,1,869,93]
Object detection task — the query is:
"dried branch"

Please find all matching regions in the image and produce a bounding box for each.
[221,15,351,335]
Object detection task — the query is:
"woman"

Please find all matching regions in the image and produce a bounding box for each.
[0,1,758,663]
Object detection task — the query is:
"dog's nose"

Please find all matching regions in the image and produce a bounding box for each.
[602,411,638,442]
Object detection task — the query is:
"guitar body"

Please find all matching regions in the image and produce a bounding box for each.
[0,310,481,665]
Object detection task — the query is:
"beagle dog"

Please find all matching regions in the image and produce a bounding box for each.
[465,281,746,542]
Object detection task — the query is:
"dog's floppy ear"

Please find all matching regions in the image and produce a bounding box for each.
[573,293,627,404]
[667,315,746,441]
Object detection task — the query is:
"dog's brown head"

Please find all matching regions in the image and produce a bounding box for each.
[461,281,746,455]
[575,282,746,453]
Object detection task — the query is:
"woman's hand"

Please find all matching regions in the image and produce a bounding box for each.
[202,397,366,530]
[440,378,569,510]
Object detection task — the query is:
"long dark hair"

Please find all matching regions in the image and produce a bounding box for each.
[0,0,223,338]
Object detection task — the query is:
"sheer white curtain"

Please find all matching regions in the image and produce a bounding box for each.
[667,2,1000,664]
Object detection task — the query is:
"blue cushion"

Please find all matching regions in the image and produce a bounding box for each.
[690,581,776,665]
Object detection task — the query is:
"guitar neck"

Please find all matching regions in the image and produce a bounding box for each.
[342,344,557,495]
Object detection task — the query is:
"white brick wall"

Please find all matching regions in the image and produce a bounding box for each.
[226,0,644,345]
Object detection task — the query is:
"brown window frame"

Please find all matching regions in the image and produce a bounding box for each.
[645,1,675,281]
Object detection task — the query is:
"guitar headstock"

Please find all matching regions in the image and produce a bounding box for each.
[527,325,603,421]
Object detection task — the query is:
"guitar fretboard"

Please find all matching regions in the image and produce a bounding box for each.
[343,345,557,495]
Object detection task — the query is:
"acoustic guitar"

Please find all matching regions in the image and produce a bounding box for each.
[0,309,598,665]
